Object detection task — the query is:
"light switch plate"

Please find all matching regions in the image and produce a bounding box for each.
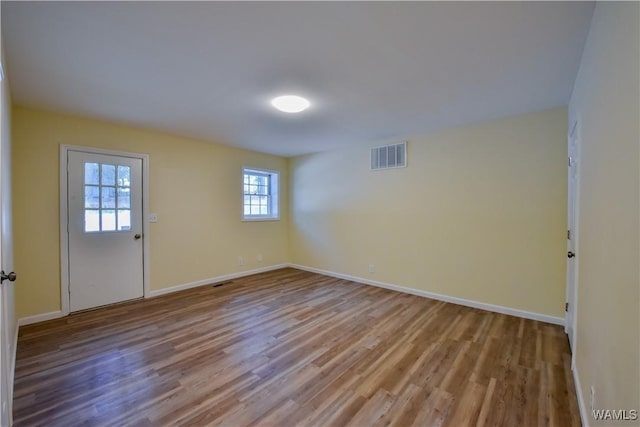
[148,213,158,223]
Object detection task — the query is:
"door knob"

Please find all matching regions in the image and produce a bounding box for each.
[567,251,576,258]
[0,271,16,284]
[134,234,142,240]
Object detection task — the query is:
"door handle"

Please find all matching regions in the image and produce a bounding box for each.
[567,251,576,258]
[134,234,142,240]
[0,271,17,284]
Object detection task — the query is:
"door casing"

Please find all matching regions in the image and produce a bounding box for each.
[60,145,151,315]
[566,119,580,359]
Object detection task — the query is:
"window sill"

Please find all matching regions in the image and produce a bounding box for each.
[242,217,280,222]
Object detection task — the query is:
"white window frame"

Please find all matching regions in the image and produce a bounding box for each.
[242,167,279,221]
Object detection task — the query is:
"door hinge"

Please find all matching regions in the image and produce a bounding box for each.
[565,302,569,312]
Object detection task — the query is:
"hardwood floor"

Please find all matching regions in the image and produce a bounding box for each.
[13,268,581,426]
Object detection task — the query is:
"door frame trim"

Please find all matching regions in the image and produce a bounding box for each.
[59,144,151,315]
[566,118,581,358]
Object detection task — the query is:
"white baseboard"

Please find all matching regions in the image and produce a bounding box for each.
[572,361,589,427]
[18,310,64,326]
[17,265,289,326]
[288,264,565,326]
[148,264,289,298]
[18,262,564,328]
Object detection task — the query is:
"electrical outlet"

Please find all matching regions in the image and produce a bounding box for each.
[369,264,375,273]
[590,386,595,411]
[257,254,263,262]
[237,256,244,266]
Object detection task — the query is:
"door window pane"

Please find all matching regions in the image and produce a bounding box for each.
[117,210,131,231]
[85,163,99,185]
[117,188,130,208]
[101,164,116,185]
[118,166,130,187]
[101,187,116,209]
[85,210,100,232]
[84,186,100,208]
[101,210,116,231]
[84,162,136,232]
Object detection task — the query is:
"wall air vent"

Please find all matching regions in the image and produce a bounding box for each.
[370,142,407,170]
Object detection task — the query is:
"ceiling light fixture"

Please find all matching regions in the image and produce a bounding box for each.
[271,95,310,113]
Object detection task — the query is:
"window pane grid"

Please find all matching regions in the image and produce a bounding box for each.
[84,162,132,232]
[243,173,270,216]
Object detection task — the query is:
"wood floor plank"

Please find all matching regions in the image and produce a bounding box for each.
[13,268,581,426]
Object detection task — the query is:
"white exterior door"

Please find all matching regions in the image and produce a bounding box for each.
[67,150,144,312]
[565,121,579,349]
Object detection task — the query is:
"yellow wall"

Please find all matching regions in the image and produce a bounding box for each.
[13,107,569,321]
[568,2,639,424]
[12,107,289,319]
[290,108,568,318]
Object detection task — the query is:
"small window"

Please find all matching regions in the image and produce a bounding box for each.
[242,168,279,221]
[84,162,131,232]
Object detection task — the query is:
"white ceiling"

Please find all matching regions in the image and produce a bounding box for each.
[2,1,594,157]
